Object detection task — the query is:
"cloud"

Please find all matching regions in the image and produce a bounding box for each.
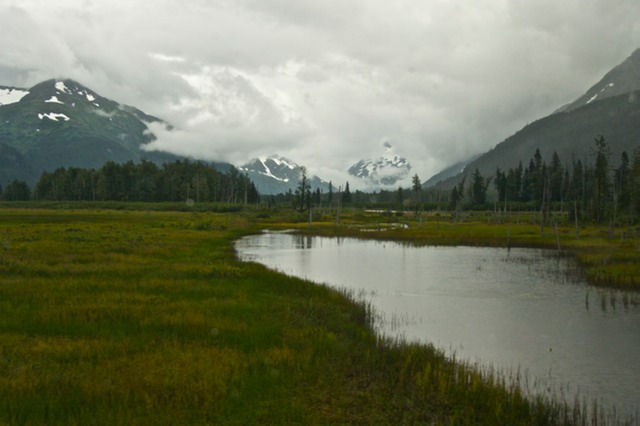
[1,0,639,182]
[142,64,313,164]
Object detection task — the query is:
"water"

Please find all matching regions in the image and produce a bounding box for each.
[235,231,640,420]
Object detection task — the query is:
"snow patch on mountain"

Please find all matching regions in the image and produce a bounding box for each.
[0,87,29,106]
[586,82,615,105]
[45,95,65,104]
[256,158,290,182]
[55,81,72,94]
[48,80,102,108]
[270,156,297,170]
[38,112,71,122]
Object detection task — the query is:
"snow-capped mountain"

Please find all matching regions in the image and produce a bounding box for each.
[0,78,192,185]
[348,142,411,187]
[239,155,330,195]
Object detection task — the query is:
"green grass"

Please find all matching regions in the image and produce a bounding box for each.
[0,207,622,424]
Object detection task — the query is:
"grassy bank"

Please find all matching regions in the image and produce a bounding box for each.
[0,208,594,424]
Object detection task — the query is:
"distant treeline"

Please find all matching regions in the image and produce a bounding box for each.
[454,136,640,224]
[2,137,639,226]
[275,136,640,226]
[0,160,260,204]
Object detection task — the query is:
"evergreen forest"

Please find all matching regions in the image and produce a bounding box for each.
[454,136,640,225]
[3,136,640,227]
[1,159,259,205]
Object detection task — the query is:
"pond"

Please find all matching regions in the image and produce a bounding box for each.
[235,231,640,420]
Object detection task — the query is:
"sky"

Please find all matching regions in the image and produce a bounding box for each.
[1,0,639,188]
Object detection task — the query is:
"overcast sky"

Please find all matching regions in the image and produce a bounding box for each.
[1,0,639,187]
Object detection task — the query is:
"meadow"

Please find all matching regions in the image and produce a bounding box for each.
[0,206,633,424]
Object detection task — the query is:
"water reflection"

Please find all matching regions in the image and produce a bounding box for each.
[236,232,640,420]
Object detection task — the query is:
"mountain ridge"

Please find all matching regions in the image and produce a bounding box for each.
[559,48,640,113]
[431,48,640,190]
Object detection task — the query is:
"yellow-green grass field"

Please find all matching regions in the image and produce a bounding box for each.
[0,207,628,424]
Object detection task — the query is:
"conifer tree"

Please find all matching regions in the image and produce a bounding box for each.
[294,167,311,213]
[2,180,30,201]
[494,167,507,208]
[630,149,640,220]
[412,174,422,210]
[342,181,351,203]
[397,186,404,207]
[615,151,631,218]
[469,168,489,206]
[591,136,611,223]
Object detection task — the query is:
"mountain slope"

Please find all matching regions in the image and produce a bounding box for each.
[0,79,193,185]
[0,142,31,184]
[434,49,640,190]
[559,48,640,112]
[423,155,478,188]
[469,93,639,177]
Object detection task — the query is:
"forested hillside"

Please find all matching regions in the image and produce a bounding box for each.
[434,91,640,192]
[445,136,640,225]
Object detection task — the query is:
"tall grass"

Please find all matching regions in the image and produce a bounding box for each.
[0,208,626,424]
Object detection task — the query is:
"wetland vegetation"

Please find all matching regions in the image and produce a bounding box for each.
[0,204,638,424]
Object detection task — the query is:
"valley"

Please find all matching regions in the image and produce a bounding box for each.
[1,33,640,426]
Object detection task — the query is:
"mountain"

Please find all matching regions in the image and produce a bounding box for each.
[348,142,411,187]
[0,79,314,196]
[0,78,195,186]
[434,48,640,190]
[558,48,640,113]
[239,155,331,195]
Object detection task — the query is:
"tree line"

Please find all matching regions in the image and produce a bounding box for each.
[3,136,638,225]
[290,169,352,213]
[0,159,260,204]
[283,136,640,227]
[451,136,640,224]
